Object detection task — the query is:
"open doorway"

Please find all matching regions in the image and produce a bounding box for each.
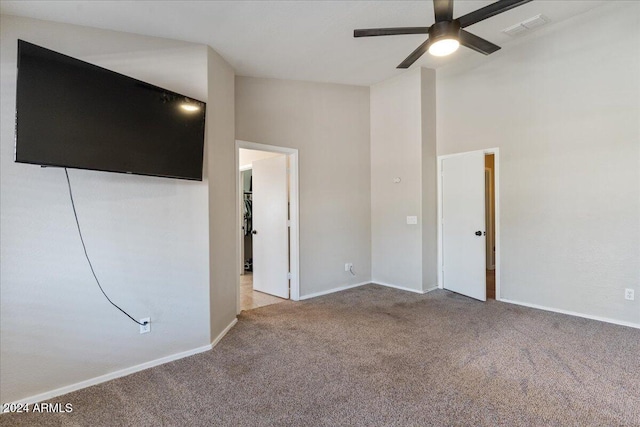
[485,154,496,299]
[236,140,300,314]
[239,163,285,311]
[437,148,500,302]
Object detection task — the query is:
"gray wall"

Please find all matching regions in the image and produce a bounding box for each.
[370,68,437,292]
[0,15,235,403]
[235,76,371,296]
[420,69,438,291]
[437,2,639,325]
[206,47,237,341]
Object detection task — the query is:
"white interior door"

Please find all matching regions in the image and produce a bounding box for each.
[442,151,486,301]
[252,155,289,299]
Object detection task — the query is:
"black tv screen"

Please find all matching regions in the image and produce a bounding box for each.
[15,40,207,181]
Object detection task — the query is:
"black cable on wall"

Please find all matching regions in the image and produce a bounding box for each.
[64,168,147,327]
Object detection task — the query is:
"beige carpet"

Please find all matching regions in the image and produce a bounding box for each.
[3,285,639,426]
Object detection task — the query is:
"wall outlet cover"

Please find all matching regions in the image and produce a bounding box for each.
[624,289,634,301]
[140,317,151,334]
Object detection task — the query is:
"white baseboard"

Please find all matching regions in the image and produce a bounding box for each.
[5,317,239,408]
[372,281,434,295]
[212,318,238,346]
[298,282,439,300]
[299,281,369,300]
[499,298,640,330]
[422,285,439,294]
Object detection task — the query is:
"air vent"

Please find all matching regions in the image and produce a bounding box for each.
[502,23,528,37]
[502,14,549,37]
[522,14,548,29]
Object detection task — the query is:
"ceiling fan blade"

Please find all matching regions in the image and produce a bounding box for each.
[354,27,430,37]
[457,0,533,28]
[397,38,431,69]
[459,30,501,55]
[433,0,454,22]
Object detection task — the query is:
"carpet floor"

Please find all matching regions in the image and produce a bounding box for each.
[3,285,639,426]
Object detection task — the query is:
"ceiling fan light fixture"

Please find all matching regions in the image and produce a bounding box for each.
[428,20,461,57]
[429,38,460,56]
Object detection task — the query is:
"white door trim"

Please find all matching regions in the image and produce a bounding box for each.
[235,140,300,314]
[437,148,501,300]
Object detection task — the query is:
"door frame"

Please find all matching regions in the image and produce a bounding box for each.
[235,140,300,314]
[437,148,501,300]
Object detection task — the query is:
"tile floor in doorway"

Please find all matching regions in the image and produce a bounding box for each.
[240,273,287,311]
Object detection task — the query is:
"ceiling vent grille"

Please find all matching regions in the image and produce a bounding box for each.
[503,14,549,37]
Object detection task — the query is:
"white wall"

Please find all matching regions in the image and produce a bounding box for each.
[370,68,437,292]
[0,16,215,403]
[437,2,640,325]
[235,77,371,296]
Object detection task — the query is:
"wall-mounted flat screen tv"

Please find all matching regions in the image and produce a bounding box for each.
[15,40,207,181]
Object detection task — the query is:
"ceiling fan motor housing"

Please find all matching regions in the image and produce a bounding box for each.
[429,20,461,42]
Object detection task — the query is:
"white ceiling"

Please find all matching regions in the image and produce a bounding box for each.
[0,1,608,86]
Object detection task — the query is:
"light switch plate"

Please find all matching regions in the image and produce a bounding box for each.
[406,216,418,225]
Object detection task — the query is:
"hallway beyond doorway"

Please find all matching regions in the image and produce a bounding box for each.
[240,273,286,311]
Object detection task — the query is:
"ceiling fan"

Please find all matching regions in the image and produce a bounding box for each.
[354,0,533,68]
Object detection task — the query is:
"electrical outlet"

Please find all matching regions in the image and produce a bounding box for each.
[624,289,634,301]
[140,317,150,334]
[345,263,353,272]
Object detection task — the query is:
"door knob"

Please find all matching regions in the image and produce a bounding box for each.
[252,230,258,235]
[475,231,482,236]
